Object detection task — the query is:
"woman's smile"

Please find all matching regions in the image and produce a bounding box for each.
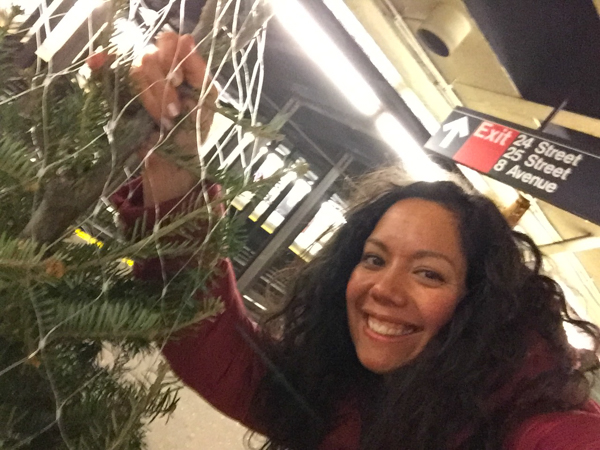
[366,315,419,337]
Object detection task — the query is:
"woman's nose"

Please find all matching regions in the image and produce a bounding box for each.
[370,269,409,307]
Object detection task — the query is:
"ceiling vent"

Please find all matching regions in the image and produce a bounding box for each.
[417,3,471,57]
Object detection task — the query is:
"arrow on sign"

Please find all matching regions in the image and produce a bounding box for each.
[440,116,469,148]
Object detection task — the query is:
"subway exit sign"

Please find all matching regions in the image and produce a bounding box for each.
[425,107,600,224]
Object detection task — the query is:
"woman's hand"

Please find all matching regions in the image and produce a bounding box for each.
[130,32,216,133]
[129,32,218,206]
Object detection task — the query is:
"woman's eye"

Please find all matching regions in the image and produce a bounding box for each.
[416,269,445,283]
[361,254,384,267]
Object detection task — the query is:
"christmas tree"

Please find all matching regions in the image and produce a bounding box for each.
[0,1,281,448]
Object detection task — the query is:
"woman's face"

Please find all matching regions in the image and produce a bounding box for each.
[346,198,467,374]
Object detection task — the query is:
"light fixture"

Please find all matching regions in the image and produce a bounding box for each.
[274,0,381,116]
[417,3,472,57]
[111,18,147,56]
[322,0,402,88]
[21,0,65,42]
[375,112,446,181]
[254,153,284,180]
[36,0,104,62]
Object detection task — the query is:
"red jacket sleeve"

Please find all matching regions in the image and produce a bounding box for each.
[112,178,267,430]
[506,401,600,449]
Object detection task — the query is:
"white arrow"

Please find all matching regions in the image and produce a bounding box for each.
[439,116,470,148]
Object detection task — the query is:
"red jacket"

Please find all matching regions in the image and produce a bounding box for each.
[113,180,600,449]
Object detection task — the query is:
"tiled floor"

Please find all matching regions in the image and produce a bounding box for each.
[146,384,264,450]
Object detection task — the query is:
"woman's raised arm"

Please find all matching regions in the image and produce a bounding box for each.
[111,33,268,432]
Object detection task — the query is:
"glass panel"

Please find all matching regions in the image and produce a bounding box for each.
[290,197,346,258]
[232,151,283,210]
[263,178,312,229]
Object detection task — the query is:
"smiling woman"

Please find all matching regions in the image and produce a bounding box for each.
[242,175,600,449]
[120,34,600,450]
[134,171,600,450]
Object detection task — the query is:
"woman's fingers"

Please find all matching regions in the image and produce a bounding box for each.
[130,32,218,131]
[130,63,163,125]
[156,32,184,87]
[155,32,206,89]
[131,51,180,125]
[179,34,209,89]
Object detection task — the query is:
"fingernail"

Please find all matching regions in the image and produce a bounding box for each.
[167,102,180,118]
[169,71,183,86]
[161,118,173,130]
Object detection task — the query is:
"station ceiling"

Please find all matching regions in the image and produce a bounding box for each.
[172,0,600,324]
[17,0,600,327]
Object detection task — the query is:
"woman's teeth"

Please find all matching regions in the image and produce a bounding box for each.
[367,316,417,336]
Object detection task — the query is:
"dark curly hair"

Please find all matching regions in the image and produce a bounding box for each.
[248,174,599,450]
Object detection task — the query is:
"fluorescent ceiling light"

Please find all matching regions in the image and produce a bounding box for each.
[375,112,446,181]
[398,88,440,135]
[255,153,284,180]
[20,0,65,42]
[323,0,402,88]
[36,0,104,62]
[323,0,441,135]
[275,0,381,116]
[112,18,147,56]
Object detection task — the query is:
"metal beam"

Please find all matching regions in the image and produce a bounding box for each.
[540,234,600,255]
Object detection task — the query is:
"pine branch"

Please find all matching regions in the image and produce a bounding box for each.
[45,341,175,450]
[19,0,276,246]
[0,134,39,189]
[21,109,155,244]
[0,233,49,279]
[105,362,179,449]
[0,2,281,448]
[57,168,284,274]
[0,336,181,449]
[51,294,223,341]
[2,260,224,344]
